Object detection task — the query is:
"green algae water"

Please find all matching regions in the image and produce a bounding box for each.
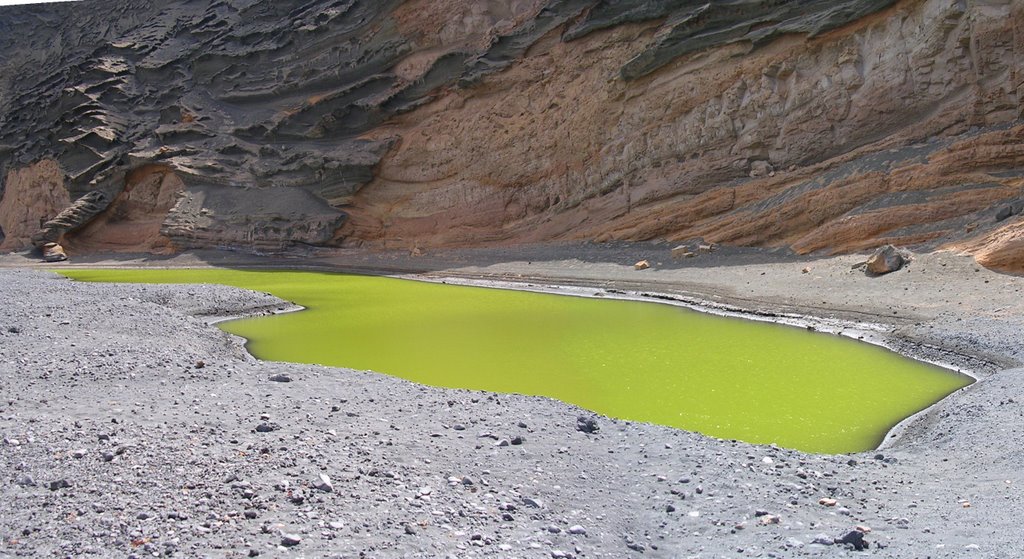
[61,268,972,454]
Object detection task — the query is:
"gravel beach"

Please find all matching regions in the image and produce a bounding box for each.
[1,244,1023,558]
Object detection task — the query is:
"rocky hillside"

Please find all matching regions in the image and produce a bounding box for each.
[0,0,1021,271]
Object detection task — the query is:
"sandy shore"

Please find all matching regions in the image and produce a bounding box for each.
[1,243,1023,557]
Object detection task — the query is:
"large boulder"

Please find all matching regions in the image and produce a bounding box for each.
[865,245,905,275]
[41,242,67,262]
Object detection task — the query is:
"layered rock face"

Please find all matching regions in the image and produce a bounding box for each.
[0,0,1021,269]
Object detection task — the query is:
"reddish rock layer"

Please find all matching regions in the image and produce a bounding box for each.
[344,0,1024,271]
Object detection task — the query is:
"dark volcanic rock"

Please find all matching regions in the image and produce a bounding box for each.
[835,529,869,550]
[576,415,600,434]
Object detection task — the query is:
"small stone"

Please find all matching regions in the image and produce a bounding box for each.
[453,424,466,431]
[255,422,280,433]
[634,259,650,270]
[671,246,695,259]
[404,524,416,535]
[835,529,868,550]
[244,510,258,519]
[268,374,292,383]
[522,497,544,508]
[72,449,87,459]
[328,521,344,530]
[137,512,150,520]
[568,525,586,535]
[15,474,36,487]
[314,473,333,493]
[758,514,780,525]
[280,533,302,547]
[195,360,206,369]
[819,497,838,507]
[576,415,599,434]
[510,435,525,445]
[811,534,834,546]
[48,479,71,491]
[494,439,510,447]
[666,504,676,513]
[100,450,115,462]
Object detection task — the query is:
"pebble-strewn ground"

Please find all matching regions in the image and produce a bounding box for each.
[1,247,1023,558]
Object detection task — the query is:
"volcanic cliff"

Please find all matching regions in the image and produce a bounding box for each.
[0,0,1022,271]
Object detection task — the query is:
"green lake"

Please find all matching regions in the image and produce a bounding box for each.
[61,268,973,454]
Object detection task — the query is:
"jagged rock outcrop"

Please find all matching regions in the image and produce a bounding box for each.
[32,191,112,247]
[0,0,1022,272]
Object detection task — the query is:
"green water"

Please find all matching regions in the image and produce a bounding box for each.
[61,268,972,454]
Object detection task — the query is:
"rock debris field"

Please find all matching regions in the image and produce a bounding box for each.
[1,257,1024,558]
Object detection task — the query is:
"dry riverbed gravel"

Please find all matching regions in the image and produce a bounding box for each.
[1,247,1023,557]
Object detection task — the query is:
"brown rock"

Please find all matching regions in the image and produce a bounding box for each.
[952,221,1024,274]
[0,160,69,251]
[865,245,905,275]
[634,260,650,270]
[41,242,67,263]
[671,245,696,259]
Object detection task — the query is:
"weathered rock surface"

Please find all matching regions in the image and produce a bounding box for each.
[0,0,1021,272]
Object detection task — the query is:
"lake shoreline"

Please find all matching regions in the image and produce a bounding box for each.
[2,244,1023,557]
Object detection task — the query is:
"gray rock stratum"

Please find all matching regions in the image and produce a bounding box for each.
[1,0,1023,271]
